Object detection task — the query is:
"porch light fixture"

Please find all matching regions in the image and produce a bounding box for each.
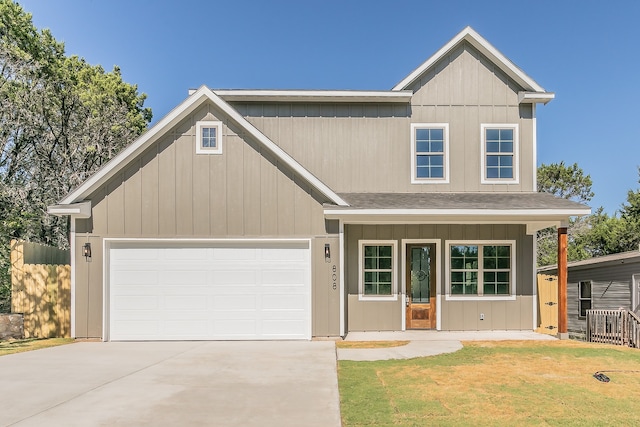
[82,242,92,260]
[325,244,331,262]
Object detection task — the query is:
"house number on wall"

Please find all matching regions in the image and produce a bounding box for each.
[331,265,337,290]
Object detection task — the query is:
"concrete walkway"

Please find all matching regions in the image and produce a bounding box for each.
[0,341,341,427]
[337,330,557,361]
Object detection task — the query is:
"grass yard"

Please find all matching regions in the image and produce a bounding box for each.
[0,338,73,356]
[338,340,640,426]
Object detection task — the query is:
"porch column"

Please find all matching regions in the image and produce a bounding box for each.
[557,226,568,339]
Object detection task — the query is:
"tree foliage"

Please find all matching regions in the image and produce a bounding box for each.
[537,162,640,266]
[536,162,594,266]
[0,0,151,311]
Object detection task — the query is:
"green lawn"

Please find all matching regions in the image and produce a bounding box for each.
[0,338,73,356]
[338,340,640,426]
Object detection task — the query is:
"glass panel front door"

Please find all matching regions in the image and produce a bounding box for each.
[406,243,436,329]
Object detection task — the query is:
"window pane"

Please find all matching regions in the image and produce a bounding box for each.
[580,281,591,298]
[497,283,509,294]
[486,168,499,178]
[484,258,496,269]
[416,167,430,178]
[499,168,513,179]
[416,141,430,152]
[379,246,392,257]
[416,128,429,140]
[486,129,500,140]
[378,284,392,295]
[378,272,392,283]
[431,167,444,178]
[497,246,510,257]
[497,272,510,282]
[497,257,510,269]
[378,257,392,270]
[451,271,464,282]
[364,283,374,295]
[364,257,375,269]
[484,271,496,283]
[500,156,513,166]
[430,128,443,140]
[484,284,496,295]
[487,155,499,166]
[486,142,500,153]
[430,141,443,152]
[364,246,376,257]
[430,155,443,166]
[417,155,430,166]
[501,142,513,153]
[451,284,463,294]
[499,129,513,140]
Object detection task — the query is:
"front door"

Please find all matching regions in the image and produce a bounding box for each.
[406,244,436,329]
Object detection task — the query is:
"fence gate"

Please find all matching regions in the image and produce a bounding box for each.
[537,274,558,335]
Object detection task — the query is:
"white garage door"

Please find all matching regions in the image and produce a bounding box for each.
[108,241,311,341]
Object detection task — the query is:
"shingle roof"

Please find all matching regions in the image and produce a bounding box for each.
[330,192,589,211]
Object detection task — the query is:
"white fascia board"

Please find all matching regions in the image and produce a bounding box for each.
[47,201,92,218]
[518,91,555,104]
[58,86,348,207]
[215,89,413,103]
[393,26,546,93]
[324,207,591,223]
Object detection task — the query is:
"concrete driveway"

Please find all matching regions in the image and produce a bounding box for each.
[0,341,341,427]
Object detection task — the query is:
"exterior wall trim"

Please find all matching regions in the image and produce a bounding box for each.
[216,89,413,103]
[401,239,442,331]
[101,237,313,342]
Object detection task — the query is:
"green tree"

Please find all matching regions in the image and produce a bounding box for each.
[536,162,593,266]
[581,170,640,256]
[0,0,152,311]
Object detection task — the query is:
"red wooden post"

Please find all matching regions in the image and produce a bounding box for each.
[557,226,568,339]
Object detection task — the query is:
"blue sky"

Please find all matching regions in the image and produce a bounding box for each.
[16,0,640,214]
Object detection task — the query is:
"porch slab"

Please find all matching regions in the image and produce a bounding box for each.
[337,331,557,361]
[343,330,558,341]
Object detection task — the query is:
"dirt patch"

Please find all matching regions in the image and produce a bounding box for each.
[336,340,410,349]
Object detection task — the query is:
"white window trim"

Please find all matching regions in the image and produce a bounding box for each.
[480,124,519,184]
[358,240,398,301]
[445,240,517,301]
[411,123,450,184]
[633,274,640,313]
[196,120,223,155]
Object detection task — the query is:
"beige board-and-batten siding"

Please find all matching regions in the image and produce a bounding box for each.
[238,41,535,195]
[345,224,534,332]
[73,103,339,339]
[10,240,71,338]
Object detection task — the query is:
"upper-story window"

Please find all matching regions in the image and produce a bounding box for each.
[481,124,518,184]
[411,123,449,183]
[196,120,223,155]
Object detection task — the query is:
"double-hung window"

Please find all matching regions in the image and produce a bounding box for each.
[578,281,592,318]
[447,241,515,299]
[411,124,449,183]
[481,124,518,183]
[359,241,397,300]
[196,120,223,155]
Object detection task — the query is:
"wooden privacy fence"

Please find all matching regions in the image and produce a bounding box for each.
[10,240,71,338]
[587,309,640,348]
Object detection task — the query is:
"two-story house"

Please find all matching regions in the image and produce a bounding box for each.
[49,27,590,341]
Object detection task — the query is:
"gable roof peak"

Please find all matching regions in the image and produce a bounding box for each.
[393,26,550,96]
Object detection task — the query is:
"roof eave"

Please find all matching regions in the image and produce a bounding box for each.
[215,89,413,103]
[518,91,555,105]
[47,201,92,218]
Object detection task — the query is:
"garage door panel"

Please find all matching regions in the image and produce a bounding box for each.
[109,242,310,340]
[210,270,257,285]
